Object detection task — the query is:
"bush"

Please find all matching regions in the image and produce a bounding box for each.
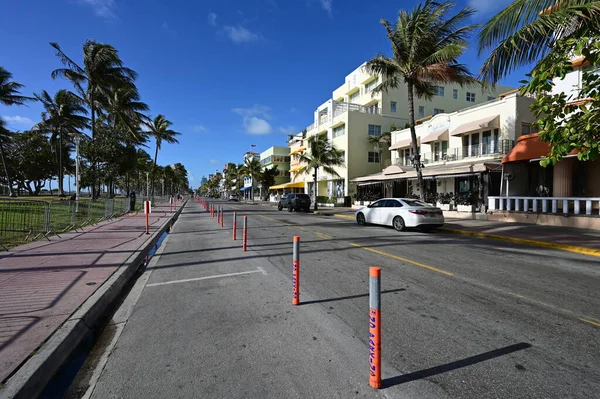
[438,192,454,204]
[316,195,329,204]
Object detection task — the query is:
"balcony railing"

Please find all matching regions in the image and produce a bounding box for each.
[333,101,381,117]
[319,115,330,125]
[489,196,600,216]
[394,140,514,166]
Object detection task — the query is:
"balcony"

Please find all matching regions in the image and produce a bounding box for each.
[394,139,515,167]
[333,101,381,118]
[319,115,330,126]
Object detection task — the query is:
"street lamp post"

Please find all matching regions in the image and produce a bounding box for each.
[68,133,84,201]
[146,172,149,199]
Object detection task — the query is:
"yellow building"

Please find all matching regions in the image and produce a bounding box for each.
[287,62,513,201]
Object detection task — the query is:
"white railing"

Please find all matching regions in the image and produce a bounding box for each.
[488,196,600,216]
[319,115,330,125]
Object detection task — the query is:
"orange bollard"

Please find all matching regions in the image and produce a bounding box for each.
[292,236,300,305]
[243,216,248,252]
[369,267,382,389]
[220,207,224,227]
[144,200,150,235]
[169,197,173,213]
[233,212,237,240]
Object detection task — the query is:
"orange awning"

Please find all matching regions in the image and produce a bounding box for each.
[502,134,549,163]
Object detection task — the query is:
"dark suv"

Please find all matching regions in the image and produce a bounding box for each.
[278,193,311,212]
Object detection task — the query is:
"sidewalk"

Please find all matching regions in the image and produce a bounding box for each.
[0,200,183,387]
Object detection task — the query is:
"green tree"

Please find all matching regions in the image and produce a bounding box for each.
[367,130,392,171]
[223,162,238,196]
[298,134,345,211]
[520,37,600,164]
[50,40,137,197]
[7,131,55,196]
[366,0,478,200]
[34,89,89,196]
[478,0,600,84]
[0,66,36,196]
[259,165,279,200]
[0,119,15,195]
[239,157,262,201]
[143,115,181,197]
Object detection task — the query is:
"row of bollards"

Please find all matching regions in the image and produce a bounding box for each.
[198,197,382,390]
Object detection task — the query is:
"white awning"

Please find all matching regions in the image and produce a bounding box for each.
[389,138,413,150]
[450,115,499,136]
[421,129,449,144]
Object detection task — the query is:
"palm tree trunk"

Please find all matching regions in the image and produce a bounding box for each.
[0,142,15,197]
[313,167,318,211]
[58,129,65,196]
[152,144,159,198]
[90,91,97,200]
[407,81,424,200]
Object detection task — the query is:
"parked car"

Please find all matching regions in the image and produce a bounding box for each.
[354,198,444,231]
[228,193,238,201]
[278,193,311,212]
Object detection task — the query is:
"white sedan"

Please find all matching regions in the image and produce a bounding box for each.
[355,198,444,231]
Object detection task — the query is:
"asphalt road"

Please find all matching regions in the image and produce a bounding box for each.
[76,199,599,398]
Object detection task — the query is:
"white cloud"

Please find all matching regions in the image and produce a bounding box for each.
[2,115,34,125]
[320,0,332,16]
[208,12,218,26]
[223,25,262,44]
[78,0,116,20]
[191,124,207,133]
[244,117,272,135]
[279,126,298,135]
[209,159,221,165]
[232,104,271,119]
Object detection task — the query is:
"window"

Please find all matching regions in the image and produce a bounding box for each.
[368,124,382,136]
[481,130,499,154]
[368,151,380,163]
[349,90,360,102]
[488,96,495,101]
[384,199,401,207]
[402,199,429,207]
[453,89,458,99]
[466,92,476,102]
[434,86,445,96]
[370,200,385,208]
[365,79,378,93]
[522,123,539,134]
[333,125,345,138]
[433,108,444,115]
[390,101,397,113]
[418,106,425,118]
[338,150,345,161]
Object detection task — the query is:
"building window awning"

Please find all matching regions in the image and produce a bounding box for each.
[390,138,415,150]
[421,129,449,144]
[240,186,251,191]
[500,133,578,164]
[269,181,305,190]
[290,166,303,173]
[289,147,306,156]
[450,115,499,136]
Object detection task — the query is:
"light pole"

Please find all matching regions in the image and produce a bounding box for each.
[146,172,149,199]
[69,133,85,202]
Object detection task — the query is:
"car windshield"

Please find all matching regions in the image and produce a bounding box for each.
[296,194,310,200]
[402,199,429,207]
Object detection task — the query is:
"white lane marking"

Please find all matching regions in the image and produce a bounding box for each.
[146,269,263,287]
[257,266,268,275]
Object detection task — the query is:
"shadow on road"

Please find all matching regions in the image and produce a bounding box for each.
[299,288,406,305]
[382,342,532,388]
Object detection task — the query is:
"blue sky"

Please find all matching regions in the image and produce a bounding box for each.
[0,0,528,187]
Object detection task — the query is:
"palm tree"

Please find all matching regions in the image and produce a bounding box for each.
[478,0,600,84]
[367,130,392,171]
[50,40,137,197]
[240,157,262,201]
[34,90,89,196]
[366,0,478,200]
[0,119,15,196]
[298,134,345,211]
[0,66,36,196]
[104,86,149,144]
[223,162,238,197]
[143,115,181,197]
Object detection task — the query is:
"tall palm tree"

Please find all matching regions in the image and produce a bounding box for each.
[0,119,15,196]
[478,0,600,84]
[143,115,181,197]
[366,0,478,200]
[104,86,149,144]
[298,134,345,211]
[34,89,89,196]
[0,66,36,196]
[223,162,238,197]
[240,157,262,201]
[50,40,137,197]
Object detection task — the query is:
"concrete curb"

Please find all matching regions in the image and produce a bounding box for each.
[0,201,188,399]
[439,227,600,258]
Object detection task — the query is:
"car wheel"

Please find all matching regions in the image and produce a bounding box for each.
[277,204,282,211]
[288,204,293,212]
[356,213,366,225]
[393,216,406,232]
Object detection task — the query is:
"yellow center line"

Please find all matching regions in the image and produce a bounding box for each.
[580,318,600,327]
[350,243,453,276]
[315,232,333,240]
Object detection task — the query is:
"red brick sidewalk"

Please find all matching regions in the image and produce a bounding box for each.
[0,201,180,383]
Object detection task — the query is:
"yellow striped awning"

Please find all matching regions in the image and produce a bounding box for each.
[269,181,306,190]
[289,147,306,156]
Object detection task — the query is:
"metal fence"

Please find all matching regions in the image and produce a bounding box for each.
[0,197,137,250]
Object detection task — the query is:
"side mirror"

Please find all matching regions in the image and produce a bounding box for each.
[367,204,373,208]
